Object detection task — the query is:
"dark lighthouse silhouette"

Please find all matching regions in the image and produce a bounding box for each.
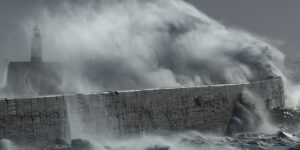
[31,24,43,63]
[3,24,62,97]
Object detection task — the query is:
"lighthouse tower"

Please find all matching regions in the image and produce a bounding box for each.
[4,23,63,96]
[31,24,42,63]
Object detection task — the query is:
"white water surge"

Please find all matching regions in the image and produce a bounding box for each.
[2,0,300,149]
[21,0,297,106]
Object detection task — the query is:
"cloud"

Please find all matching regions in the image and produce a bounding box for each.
[14,0,285,93]
[2,0,296,106]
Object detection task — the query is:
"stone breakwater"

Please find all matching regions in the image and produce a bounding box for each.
[0,78,284,147]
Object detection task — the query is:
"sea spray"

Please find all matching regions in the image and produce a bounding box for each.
[21,0,288,99]
[242,90,279,134]
[0,139,19,150]
[65,94,119,142]
[2,0,297,107]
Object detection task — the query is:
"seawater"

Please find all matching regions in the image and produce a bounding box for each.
[2,130,300,150]
[84,131,300,150]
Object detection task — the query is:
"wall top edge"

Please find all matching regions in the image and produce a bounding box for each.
[0,77,282,101]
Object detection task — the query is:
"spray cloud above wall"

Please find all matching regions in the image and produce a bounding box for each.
[16,0,296,105]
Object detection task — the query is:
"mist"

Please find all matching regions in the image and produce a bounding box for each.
[0,0,297,107]
[17,0,286,93]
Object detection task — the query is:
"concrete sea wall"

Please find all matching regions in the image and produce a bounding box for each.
[0,78,284,147]
[0,96,66,147]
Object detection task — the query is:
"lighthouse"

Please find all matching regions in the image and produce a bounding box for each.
[3,23,63,96]
[31,24,42,63]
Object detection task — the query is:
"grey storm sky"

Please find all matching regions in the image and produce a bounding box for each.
[0,0,299,62]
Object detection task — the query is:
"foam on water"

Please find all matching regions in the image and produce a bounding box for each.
[3,131,300,150]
